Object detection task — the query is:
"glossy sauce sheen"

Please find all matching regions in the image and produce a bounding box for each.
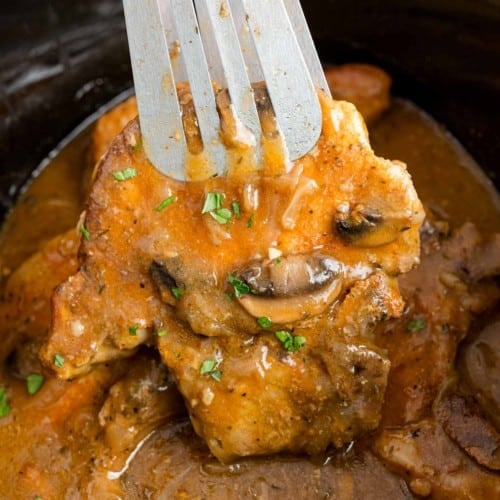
[0,90,498,497]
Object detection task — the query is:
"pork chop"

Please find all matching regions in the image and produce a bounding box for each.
[41,89,424,460]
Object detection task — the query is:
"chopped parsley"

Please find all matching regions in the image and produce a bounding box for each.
[232,201,241,219]
[247,213,254,228]
[202,192,233,225]
[157,330,168,337]
[275,330,306,352]
[0,387,10,418]
[273,258,282,266]
[171,287,184,299]
[113,167,137,181]
[202,192,224,213]
[227,274,250,298]
[129,325,139,336]
[80,224,91,241]
[406,318,427,333]
[54,353,65,368]
[26,374,44,395]
[155,195,176,212]
[211,207,232,224]
[257,316,272,328]
[200,359,222,381]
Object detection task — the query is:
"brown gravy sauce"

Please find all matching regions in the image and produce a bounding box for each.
[370,99,499,234]
[0,95,498,498]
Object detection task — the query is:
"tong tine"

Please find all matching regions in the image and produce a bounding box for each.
[123,0,188,178]
[123,0,326,181]
[171,0,226,176]
[283,0,331,97]
[194,0,262,161]
[239,0,323,162]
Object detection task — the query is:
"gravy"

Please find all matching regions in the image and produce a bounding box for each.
[0,91,498,498]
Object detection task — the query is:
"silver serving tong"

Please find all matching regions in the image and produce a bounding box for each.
[123,0,330,180]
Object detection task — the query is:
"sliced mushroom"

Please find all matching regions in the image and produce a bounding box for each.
[335,205,409,247]
[236,254,343,324]
[150,261,180,307]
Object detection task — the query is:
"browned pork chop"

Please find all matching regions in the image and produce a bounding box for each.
[0,230,79,364]
[40,89,424,461]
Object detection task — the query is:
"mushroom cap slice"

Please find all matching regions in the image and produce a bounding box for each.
[238,262,343,324]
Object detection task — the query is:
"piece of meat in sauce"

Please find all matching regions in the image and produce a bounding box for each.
[460,317,500,428]
[372,419,500,499]
[158,272,400,462]
[40,83,424,462]
[370,220,500,498]
[431,315,500,473]
[375,221,500,426]
[84,352,186,495]
[0,230,78,366]
[435,389,500,471]
[0,362,120,499]
[325,64,391,125]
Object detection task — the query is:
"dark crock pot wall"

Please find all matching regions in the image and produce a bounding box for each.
[0,0,499,221]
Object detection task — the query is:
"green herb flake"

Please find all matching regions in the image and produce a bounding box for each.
[257,316,272,328]
[273,258,282,265]
[0,387,11,418]
[26,374,44,395]
[210,207,232,225]
[113,167,137,181]
[157,330,168,337]
[202,192,233,225]
[80,224,91,241]
[129,325,139,336]
[155,195,176,212]
[200,359,222,381]
[227,274,251,298]
[275,330,306,352]
[171,287,184,299]
[54,353,65,368]
[232,201,241,219]
[406,318,427,333]
[209,370,222,382]
[247,213,255,228]
[200,359,217,374]
[176,352,182,359]
[202,192,224,213]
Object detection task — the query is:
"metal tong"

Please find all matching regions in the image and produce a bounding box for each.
[123,0,330,180]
